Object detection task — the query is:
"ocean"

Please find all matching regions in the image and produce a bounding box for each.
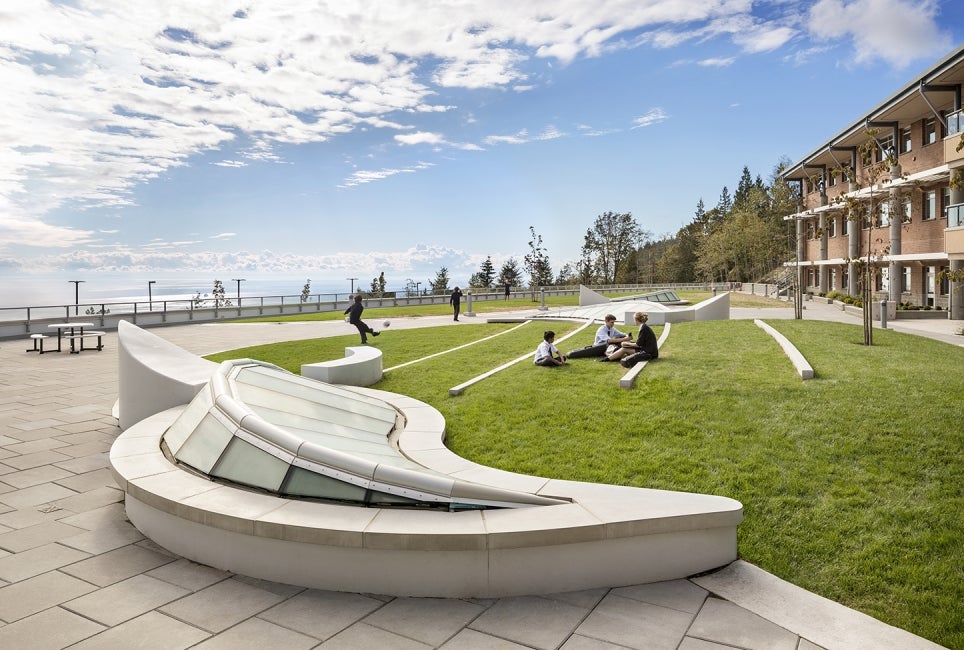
[0,272,369,320]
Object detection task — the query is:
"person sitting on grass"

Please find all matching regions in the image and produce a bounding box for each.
[534,330,567,366]
[604,311,658,365]
[566,313,632,359]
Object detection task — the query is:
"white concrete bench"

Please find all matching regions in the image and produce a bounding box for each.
[302,345,382,386]
[26,333,51,353]
[620,323,671,389]
[65,330,106,352]
[754,320,814,380]
[117,320,218,430]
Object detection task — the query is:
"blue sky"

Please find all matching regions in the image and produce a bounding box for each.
[2,0,963,294]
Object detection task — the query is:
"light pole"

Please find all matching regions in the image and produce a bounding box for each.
[230,278,245,305]
[68,280,85,316]
[347,277,358,294]
[148,280,156,311]
[415,281,421,297]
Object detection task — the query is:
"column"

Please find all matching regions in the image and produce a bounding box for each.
[819,213,829,294]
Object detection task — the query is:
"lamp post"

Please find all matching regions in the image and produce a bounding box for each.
[415,281,421,297]
[347,277,358,294]
[230,278,245,305]
[68,280,85,316]
[148,280,156,311]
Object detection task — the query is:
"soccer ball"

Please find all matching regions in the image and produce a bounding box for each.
[383,320,391,328]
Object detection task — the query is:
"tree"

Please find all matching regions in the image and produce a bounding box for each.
[369,272,387,297]
[477,256,495,288]
[212,279,231,307]
[429,266,451,295]
[523,225,553,295]
[498,257,522,288]
[581,211,643,284]
[554,262,577,285]
[300,279,311,303]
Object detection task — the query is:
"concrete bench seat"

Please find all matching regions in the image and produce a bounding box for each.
[65,330,106,352]
[26,333,51,353]
[754,320,814,380]
[620,323,671,389]
[302,345,382,386]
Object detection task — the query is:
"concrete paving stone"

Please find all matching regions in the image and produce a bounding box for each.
[687,598,799,650]
[2,438,69,455]
[146,557,231,591]
[0,482,77,509]
[1,427,69,443]
[59,542,175,586]
[192,616,319,649]
[561,634,636,649]
[798,639,828,650]
[50,485,123,514]
[53,421,112,435]
[470,595,592,650]
[320,621,433,649]
[0,462,16,476]
[58,501,127,531]
[54,431,115,447]
[6,418,65,432]
[574,592,695,650]
[53,452,110,474]
[0,506,65,529]
[159,576,288,633]
[678,638,740,650]
[58,519,145,554]
[67,611,211,650]
[56,441,112,458]
[544,587,609,609]
[0,606,106,649]
[0,465,75,489]
[0,434,21,445]
[0,482,14,495]
[0,569,98,622]
[612,579,709,614]
[439,628,533,649]
[232,573,306,598]
[258,588,385,640]
[1,449,74,470]
[0,541,90,582]
[0,519,86,552]
[363,596,486,646]
[64,573,192,627]
[53,467,117,493]
[0,448,17,460]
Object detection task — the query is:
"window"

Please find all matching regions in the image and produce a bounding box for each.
[901,126,912,153]
[901,267,911,293]
[842,266,849,289]
[842,215,849,236]
[943,187,951,218]
[827,216,836,237]
[903,196,912,223]
[878,134,894,162]
[923,190,937,220]
[830,268,837,290]
[924,118,937,145]
[879,202,890,227]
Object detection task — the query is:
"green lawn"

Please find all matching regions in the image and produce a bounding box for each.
[207,302,962,648]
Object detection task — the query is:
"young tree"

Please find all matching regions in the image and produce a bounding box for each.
[581,211,642,284]
[300,279,311,303]
[212,279,231,307]
[369,272,387,297]
[554,262,577,285]
[523,225,553,295]
[429,266,451,295]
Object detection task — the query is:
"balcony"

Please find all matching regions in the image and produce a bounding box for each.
[946,203,964,258]
[945,110,964,166]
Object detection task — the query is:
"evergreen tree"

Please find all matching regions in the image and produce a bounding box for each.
[478,256,495,288]
[498,257,522,287]
[734,166,754,211]
[429,266,451,295]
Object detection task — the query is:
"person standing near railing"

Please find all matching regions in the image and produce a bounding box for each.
[450,286,463,321]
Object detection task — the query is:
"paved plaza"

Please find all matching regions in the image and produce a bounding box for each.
[0,300,956,649]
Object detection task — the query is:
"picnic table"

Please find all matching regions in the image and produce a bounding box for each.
[47,322,104,354]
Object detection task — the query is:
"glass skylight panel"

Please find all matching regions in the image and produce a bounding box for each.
[281,466,369,502]
[174,413,234,473]
[212,437,289,491]
[163,389,213,454]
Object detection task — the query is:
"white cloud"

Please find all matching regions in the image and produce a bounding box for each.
[806,0,952,68]
[395,131,445,145]
[698,57,736,67]
[631,108,669,129]
[209,232,237,240]
[339,162,435,188]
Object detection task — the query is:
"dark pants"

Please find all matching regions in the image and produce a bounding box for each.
[452,302,460,320]
[566,343,607,359]
[351,320,374,343]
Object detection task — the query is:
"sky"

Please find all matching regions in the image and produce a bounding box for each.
[2,0,963,297]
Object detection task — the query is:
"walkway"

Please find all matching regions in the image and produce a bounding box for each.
[0,303,954,649]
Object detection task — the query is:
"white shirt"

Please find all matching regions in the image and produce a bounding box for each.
[534,340,559,363]
[594,324,626,345]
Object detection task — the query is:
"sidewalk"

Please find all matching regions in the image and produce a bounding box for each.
[0,308,951,649]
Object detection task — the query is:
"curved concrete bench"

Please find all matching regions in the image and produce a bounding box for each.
[117,320,218,430]
[302,345,382,386]
[754,319,814,380]
[110,323,743,598]
[619,323,671,389]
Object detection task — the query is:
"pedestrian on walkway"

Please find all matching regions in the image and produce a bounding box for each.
[344,294,379,344]
[503,280,511,301]
[450,286,463,321]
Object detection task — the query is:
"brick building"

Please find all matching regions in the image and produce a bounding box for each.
[781,44,964,319]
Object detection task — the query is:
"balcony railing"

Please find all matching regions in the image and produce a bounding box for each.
[948,203,964,228]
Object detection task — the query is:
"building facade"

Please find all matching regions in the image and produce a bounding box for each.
[782,45,964,319]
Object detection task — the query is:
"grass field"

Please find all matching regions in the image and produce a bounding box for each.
[208,296,963,648]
